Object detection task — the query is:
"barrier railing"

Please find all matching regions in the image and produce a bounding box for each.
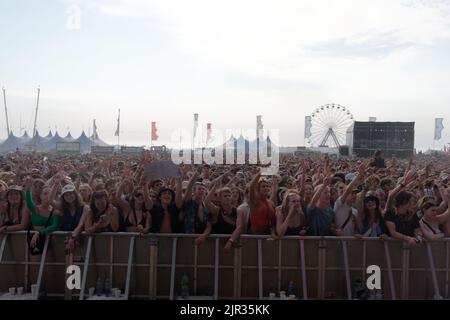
[0,231,449,300]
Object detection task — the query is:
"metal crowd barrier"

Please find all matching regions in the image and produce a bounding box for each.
[0,231,449,300]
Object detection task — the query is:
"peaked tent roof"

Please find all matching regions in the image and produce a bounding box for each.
[64,132,75,141]
[44,131,66,150]
[75,131,94,151]
[45,130,53,139]
[0,132,23,152]
[29,130,48,150]
[90,133,109,147]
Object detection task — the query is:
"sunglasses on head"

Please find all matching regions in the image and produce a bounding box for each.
[422,202,436,211]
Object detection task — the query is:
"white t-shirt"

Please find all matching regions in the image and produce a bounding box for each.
[333,197,357,236]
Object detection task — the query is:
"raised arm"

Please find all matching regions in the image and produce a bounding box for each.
[341,163,366,203]
[270,175,280,204]
[182,171,198,204]
[308,175,331,210]
[174,177,183,209]
[115,179,132,214]
[249,171,262,210]
[204,181,220,219]
[141,180,153,211]
[24,178,37,215]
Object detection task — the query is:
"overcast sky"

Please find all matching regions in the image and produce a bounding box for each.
[1,0,450,150]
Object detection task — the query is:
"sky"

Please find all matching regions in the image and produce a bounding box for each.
[0,0,450,150]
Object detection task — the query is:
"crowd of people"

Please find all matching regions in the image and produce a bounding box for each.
[0,149,450,255]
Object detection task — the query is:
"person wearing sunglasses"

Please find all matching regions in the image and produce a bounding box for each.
[355,194,385,238]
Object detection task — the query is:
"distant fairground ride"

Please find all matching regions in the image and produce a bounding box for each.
[308,103,354,148]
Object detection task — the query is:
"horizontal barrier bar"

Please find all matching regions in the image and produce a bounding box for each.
[5,231,450,242]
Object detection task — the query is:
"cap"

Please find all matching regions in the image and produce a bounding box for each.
[345,173,357,182]
[61,184,76,195]
[7,185,23,192]
[158,187,175,200]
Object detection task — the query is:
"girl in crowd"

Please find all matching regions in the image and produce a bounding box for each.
[31,178,46,206]
[0,185,30,232]
[116,179,152,234]
[355,193,385,238]
[79,184,93,204]
[248,171,277,237]
[419,200,448,241]
[24,177,60,254]
[276,191,306,237]
[230,187,244,208]
[51,182,88,254]
[81,190,119,234]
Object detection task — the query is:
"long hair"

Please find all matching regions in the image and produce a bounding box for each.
[6,190,24,224]
[280,190,301,219]
[128,189,149,213]
[60,190,83,215]
[90,190,109,221]
[362,198,382,229]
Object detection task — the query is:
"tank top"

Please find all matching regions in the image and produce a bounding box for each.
[212,207,237,234]
[61,205,83,231]
[250,199,276,235]
[124,208,147,228]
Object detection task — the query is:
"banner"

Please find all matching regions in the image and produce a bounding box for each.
[56,142,80,153]
[435,118,444,140]
[304,116,312,139]
[257,115,264,140]
[151,121,159,141]
[91,146,115,154]
[92,119,99,140]
[193,113,199,138]
[114,109,120,137]
[121,146,144,154]
[206,123,212,144]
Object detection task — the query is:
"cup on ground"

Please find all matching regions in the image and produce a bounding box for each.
[9,287,16,295]
[88,287,95,297]
[17,287,24,295]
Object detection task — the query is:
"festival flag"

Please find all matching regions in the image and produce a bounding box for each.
[435,118,444,140]
[92,119,98,140]
[114,108,120,137]
[257,115,264,140]
[206,123,212,144]
[193,113,199,138]
[151,121,159,141]
[304,116,312,139]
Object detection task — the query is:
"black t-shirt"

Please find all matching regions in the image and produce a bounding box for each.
[384,208,420,237]
[212,208,237,235]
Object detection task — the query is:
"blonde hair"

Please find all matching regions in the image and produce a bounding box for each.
[280,190,301,218]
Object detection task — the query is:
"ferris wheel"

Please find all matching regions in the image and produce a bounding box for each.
[307,103,354,147]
